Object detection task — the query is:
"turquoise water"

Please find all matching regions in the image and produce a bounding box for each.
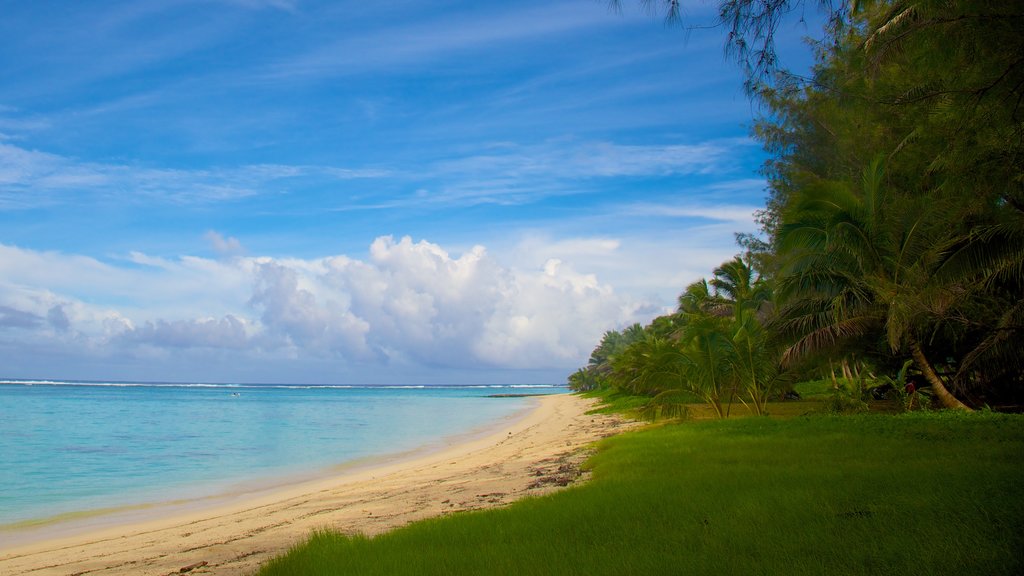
[0,381,565,526]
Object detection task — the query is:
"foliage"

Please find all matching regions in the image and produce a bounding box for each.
[613,1,853,94]
[822,380,869,414]
[872,358,932,412]
[574,0,1023,410]
[570,255,789,418]
[579,386,663,417]
[567,323,652,392]
[756,0,1024,408]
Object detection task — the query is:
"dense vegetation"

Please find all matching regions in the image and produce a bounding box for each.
[570,0,1024,415]
[260,411,1024,575]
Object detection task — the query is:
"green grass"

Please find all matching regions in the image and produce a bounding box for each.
[793,378,837,400]
[579,387,655,416]
[258,411,1023,575]
[582,385,825,419]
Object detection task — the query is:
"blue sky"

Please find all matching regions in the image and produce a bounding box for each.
[0,0,817,384]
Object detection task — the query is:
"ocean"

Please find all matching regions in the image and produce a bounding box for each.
[0,380,566,528]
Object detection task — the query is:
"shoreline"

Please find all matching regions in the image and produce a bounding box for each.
[0,396,540,545]
[0,393,635,575]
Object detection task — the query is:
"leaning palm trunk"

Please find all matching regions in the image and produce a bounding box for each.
[908,339,972,411]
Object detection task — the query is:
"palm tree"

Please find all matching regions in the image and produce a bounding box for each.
[616,319,738,420]
[709,256,781,414]
[773,158,971,409]
[645,271,782,418]
[609,279,739,419]
[935,192,1024,399]
[711,256,772,319]
[678,314,739,418]
[610,334,694,418]
[676,278,715,316]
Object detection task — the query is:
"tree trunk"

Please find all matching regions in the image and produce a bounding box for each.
[709,395,725,419]
[908,339,972,411]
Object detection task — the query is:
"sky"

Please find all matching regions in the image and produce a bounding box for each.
[0,0,819,385]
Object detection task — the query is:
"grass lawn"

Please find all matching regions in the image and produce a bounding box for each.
[258,410,1023,575]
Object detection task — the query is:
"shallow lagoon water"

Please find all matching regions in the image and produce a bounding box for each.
[0,381,564,526]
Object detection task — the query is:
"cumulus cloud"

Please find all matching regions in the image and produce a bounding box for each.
[119,315,251,349]
[250,261,372,357]
[325,236,499,366]
[0,236,657,380]
[47,305,70,331]
[472,257,625,366]
[0,305,42,329]
[272,235,639,369]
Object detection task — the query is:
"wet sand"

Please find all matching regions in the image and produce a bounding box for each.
[0,394,635,575]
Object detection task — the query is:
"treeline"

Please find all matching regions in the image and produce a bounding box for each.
[570,0,1023,414]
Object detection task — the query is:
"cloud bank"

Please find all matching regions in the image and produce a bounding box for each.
[0,236,652,382]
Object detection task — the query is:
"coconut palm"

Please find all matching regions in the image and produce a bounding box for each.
[633,270,783,418]
[676,278,716,316]
[709,256,782,414]
[680,315,739,418]
[610,334,694,418]
[621,318,738,419]
[773,158,971,409]
[711,256,772,319]
[731,306,791,415]
[934,192,1024,398]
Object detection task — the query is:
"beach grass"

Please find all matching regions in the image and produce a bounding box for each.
[258,410,1024,575]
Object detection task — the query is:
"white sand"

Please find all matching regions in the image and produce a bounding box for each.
[0,394,635,576]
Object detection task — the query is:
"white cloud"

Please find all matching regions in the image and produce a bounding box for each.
[622,200,760,225]
[0,237,656,380]
[473,257,631,367]
[0,142,389,208]
[426,139,748,205]
[0,113,51,135]
[204,230,245,256]
[0,135,753,213]
[266,3,621,80]
[515,236,622,260]
[119,315,252,349]
[250,260,372,357]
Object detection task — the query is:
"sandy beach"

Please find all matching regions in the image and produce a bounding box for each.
[0,394,635,576]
